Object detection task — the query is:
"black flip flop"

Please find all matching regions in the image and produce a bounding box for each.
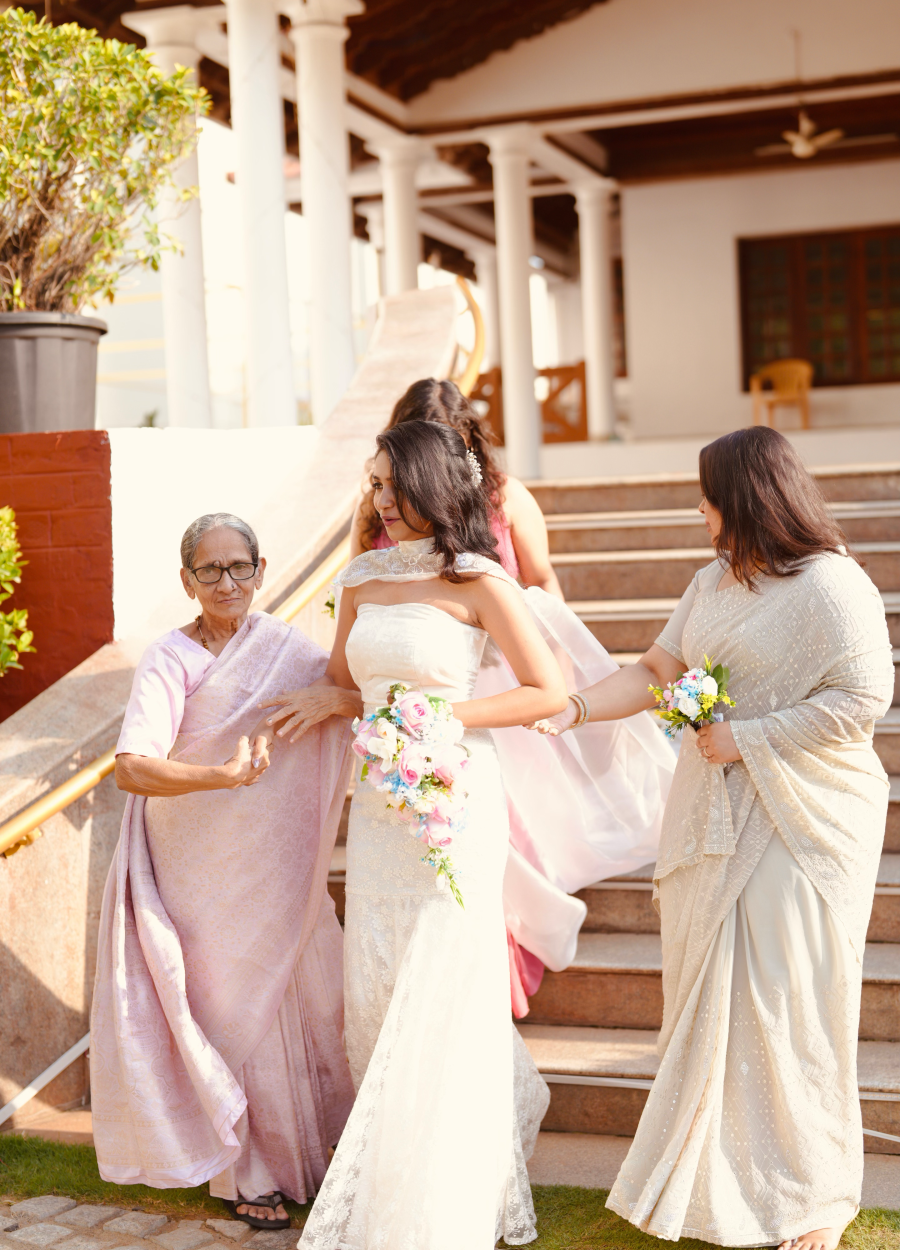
[223,1193,291,1230]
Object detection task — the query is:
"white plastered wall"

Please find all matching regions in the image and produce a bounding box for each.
[408,0,900,127]
[620,158,900,439]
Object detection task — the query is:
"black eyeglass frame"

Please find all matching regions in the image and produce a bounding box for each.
[189,562,259,585]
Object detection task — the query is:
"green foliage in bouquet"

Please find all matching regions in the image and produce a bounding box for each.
[0,506,35,674]
[0,7,209,313]
[649,654,735,737]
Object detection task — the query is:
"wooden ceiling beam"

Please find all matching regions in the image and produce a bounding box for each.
[383,0,602,100]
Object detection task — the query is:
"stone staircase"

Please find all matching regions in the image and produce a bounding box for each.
[327,463,900,1155]
[521,463,900,1156]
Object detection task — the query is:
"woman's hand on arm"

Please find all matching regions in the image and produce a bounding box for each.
[257,587,363,742]
[258,676,363,744]
[452,577,569,728]
[530,643,685,734]
[503,476,564,600]
[115,734,270,797]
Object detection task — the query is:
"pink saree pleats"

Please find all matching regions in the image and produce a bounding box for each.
[90,614,354,1199]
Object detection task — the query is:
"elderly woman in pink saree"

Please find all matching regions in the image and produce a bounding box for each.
[90,513,360,1228]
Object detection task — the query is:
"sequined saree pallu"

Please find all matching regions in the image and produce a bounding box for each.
[608,553,893,1247]
[90,614,354,1202]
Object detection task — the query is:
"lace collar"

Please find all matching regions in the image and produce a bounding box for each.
[334,541,515,588]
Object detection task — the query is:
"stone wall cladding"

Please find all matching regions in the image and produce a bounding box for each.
[0,431,113,721]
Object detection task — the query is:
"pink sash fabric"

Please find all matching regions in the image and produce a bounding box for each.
[90,614,354,1196]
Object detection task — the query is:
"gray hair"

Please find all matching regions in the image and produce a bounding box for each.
[180,513,260,569]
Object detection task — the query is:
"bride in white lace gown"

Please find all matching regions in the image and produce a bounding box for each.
[298,422,570,1250]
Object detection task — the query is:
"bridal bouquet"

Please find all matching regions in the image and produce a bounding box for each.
[649,655,735,737]
[352,682,468,907]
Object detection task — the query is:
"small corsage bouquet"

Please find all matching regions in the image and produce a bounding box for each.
[649,655,735,738]
[351,682,469,907]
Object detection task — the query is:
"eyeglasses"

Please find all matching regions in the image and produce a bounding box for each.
[189,562,258,584]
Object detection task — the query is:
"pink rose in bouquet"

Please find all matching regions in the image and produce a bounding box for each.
[352,719,380,759]
[430,743,469,787]
[398,744,429,787]
[395,690,431,736]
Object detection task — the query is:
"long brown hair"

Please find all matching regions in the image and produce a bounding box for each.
[360,378,504,551]
[375,421,500,582]
[699,427,851,589]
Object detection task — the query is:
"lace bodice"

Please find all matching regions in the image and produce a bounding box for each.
[346,602,487,708]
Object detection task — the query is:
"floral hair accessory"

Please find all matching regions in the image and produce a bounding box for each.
[466,448,483,486]
[351,681,468,906]
[649,655,735,738]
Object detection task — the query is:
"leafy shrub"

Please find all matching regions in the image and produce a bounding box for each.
[0,7,208,313]
[0,506,34,674]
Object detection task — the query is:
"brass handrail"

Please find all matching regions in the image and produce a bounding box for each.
[0,285,483,861]
[453,275,486,398]
[0,537,351,859]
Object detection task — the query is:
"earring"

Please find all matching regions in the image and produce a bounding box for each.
[466,449,483,485]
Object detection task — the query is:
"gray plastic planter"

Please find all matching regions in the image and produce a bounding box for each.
[0,311,108,433]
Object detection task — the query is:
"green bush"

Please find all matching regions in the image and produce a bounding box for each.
[0,7,209,313]
[0,506,34,675]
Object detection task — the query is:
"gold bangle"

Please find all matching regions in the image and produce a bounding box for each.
[568,693,588,730]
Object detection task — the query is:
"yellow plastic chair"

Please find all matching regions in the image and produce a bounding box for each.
[749,359,813,430]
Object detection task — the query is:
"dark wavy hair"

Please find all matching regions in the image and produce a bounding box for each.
[699,426,851,590]
[360,378,504,551]
[374,421,500,583]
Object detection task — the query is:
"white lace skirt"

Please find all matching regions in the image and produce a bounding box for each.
[607,827,863,1246]
[300,729,547,1250]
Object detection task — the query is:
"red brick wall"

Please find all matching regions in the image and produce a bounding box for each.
[0,432,113,721]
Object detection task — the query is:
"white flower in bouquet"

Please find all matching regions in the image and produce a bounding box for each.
[700,674,719,697]
[375,717,399,753]
[677,694,701,719]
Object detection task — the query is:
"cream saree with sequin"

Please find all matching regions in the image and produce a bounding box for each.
[607,553,893,1247]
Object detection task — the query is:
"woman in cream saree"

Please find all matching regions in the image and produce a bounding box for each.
[534,429,893,1250]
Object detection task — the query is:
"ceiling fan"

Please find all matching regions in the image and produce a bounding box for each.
[778,109,844,160]
[754,30,894,161]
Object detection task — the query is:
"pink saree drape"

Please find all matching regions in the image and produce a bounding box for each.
[90,614,354,1202]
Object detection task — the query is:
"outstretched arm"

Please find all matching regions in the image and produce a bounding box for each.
[533,644,683,734]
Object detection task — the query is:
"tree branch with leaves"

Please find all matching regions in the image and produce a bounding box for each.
[0,7,209,313]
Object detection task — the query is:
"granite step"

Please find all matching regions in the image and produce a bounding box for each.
[553,541,900,602]
[519,1024,900,1153]
[578,855,900,943]
[876,709,900,774]
[526,932,900,1041]
[527,463,900,515]
[546,500,900,554]
[888,777,900,853]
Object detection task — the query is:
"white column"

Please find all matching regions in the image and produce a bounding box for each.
[224,0,296,426]
[471,247,499,372]
[121,6,215,427]
[374,138,425,296]
[287,0,362,424]
[575,181,617,440]
[357,201,386,299]
[486,126,540,479]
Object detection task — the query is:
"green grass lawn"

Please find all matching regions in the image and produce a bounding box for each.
[1,1134,898,1249]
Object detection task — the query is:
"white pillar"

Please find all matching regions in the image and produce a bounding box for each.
[357,201,386,299]
[121,6,215,427]
[472,247,500,372]
[224,0,296,426]
[575,181,617,441]
[287,0,362,424]
[374,138,425,296]
[486,126,540,479]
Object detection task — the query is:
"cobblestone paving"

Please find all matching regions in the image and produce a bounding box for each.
[0,1201,299,1250]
